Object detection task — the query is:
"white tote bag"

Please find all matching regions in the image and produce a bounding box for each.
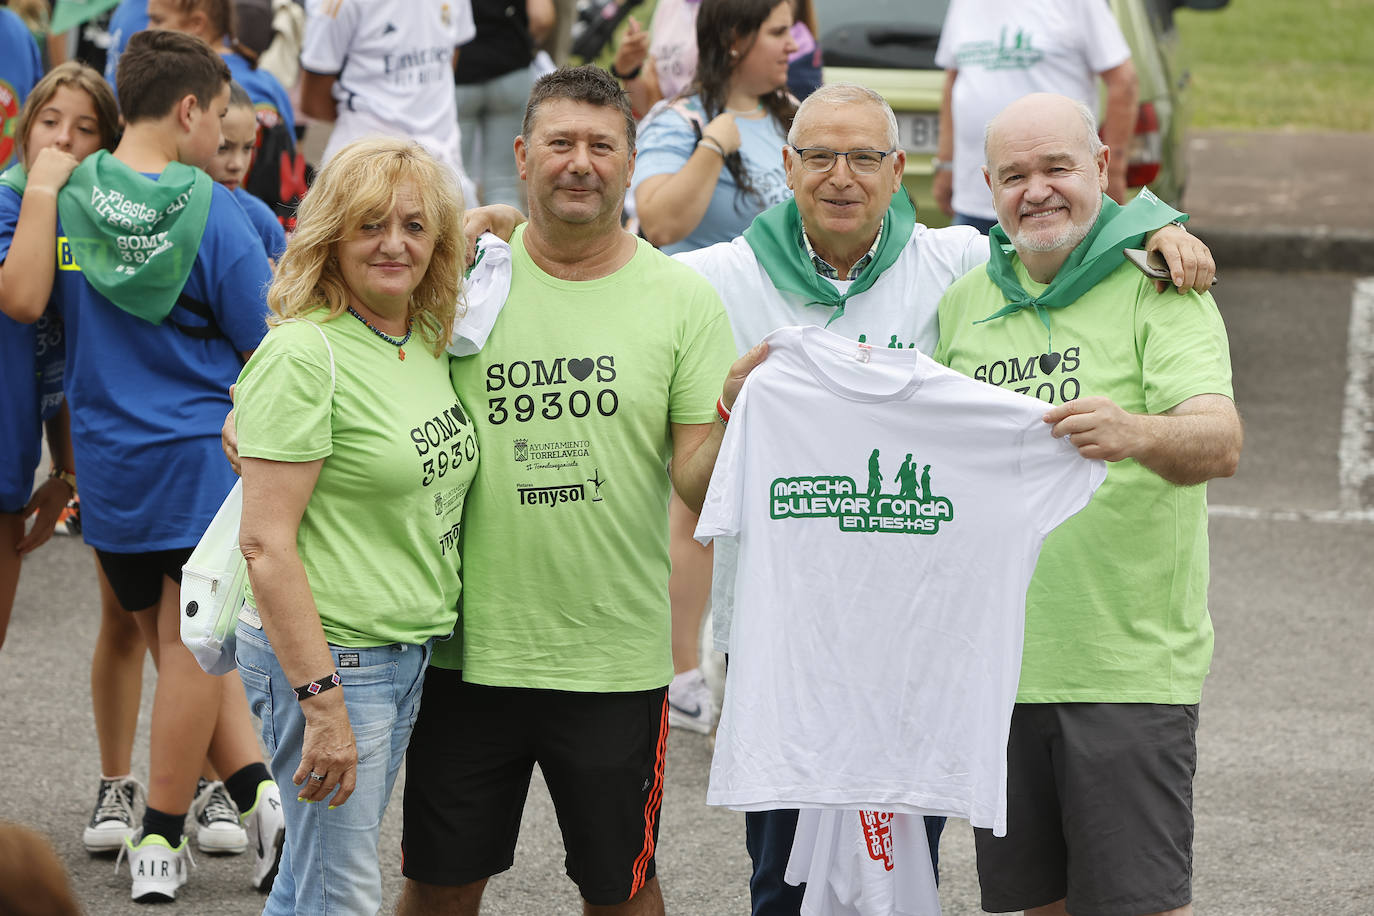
[180,480,248,675]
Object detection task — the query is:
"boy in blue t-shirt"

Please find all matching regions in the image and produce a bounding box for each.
[43,29,281,904]
[209,81,287,262]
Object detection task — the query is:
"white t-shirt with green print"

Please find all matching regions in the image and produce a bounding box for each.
[696,325,1104,833]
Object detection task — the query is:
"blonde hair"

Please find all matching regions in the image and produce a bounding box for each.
[16,61,121,162]
[268,138,466,357]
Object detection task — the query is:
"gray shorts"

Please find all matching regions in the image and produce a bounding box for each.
[974,702,1199,916]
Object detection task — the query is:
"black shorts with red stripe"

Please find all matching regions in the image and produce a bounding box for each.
[401,667,669,906]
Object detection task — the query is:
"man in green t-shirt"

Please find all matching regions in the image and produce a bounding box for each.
[934,93,1243,916]
[397,66,754,916]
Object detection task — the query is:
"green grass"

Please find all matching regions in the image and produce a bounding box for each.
[1175,0,1374,131]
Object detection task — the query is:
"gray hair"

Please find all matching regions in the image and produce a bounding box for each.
[983,97,1105,165]
[788,83,900,151]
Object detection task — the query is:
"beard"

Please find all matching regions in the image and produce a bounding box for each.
[1010,193,1102,254]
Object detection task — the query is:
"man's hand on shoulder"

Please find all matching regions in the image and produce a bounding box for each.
[1144,224,1216,294]
[463,205,526,262]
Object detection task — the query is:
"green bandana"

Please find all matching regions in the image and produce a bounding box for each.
[0,163,26,196]
[977,189,1186,348]
[57,150,213,325]
[743,190,917,327]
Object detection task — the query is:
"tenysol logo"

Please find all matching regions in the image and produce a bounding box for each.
[770,449,953,534]
[517,483,584,508]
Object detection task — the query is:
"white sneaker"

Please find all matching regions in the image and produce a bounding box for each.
[190,779,248,854]
[119,832,192,903]
[668,668,716,734]
[83,776,145,854]
[241,780,284,892]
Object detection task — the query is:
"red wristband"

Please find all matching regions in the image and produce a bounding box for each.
[716,397,731,424]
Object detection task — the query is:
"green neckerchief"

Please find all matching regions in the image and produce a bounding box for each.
[0,163,26,195]
[977,189,1186,349]
[743,189,917,328]
[56,150,213,325]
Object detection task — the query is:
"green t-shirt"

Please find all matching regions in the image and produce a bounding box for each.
[935,259,1233,704]
[235,313,479,647]
[435,227,737,691]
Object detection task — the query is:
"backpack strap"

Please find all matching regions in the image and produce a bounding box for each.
[165,292,223,340]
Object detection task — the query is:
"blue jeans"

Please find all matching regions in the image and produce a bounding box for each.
[456,64,536,210]
[236,622,432,916]
[746,809,947,915]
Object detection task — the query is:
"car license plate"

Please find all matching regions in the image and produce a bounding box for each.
[896,113,939,154]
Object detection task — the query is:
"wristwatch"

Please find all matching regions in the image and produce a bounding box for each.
[49,466,76,490]
[930,157,953,172]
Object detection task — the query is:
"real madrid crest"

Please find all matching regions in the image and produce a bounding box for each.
[441,3,452,26]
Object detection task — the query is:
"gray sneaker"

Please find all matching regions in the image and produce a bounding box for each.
[190,779,248,854]
[83,777,145,854]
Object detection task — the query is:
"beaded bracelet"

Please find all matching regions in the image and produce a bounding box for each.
[294,672,341,702]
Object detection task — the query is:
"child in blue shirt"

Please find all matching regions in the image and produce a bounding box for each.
[208,81,287,262]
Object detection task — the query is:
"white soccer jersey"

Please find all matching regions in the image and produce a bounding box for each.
[303,0,476,188]
[786,809,940,916]
[934,0,1131,220]
[696,326,1106,833]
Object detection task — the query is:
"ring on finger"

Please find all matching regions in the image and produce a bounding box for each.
[310,771,326,783]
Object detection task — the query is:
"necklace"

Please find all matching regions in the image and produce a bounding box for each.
[726,102,764,115]
[346,305,413,360]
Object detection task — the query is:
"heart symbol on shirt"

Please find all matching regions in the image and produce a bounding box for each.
[1038,352,1062,374]
[568,358,595,381]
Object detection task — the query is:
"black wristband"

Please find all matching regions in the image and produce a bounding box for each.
[294,672,341,701]
[610,62,642,81]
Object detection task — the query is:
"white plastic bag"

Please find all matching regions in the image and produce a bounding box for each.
[180,480,247,676]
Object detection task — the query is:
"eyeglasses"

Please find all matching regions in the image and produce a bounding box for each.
[791,146,895,175]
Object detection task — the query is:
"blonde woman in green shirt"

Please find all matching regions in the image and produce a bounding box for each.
[233,137,480,916]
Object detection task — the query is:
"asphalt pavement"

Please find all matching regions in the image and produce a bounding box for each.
[2,130,1372,915]
[1183,129,1374,273]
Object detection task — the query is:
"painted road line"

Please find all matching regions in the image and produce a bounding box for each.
[1338,278,1374,512]
[1209,504,1374,524]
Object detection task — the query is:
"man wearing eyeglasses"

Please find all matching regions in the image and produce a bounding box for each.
[673,81,1218,916]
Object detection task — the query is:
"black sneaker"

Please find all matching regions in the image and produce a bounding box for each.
[83,776,145,854]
